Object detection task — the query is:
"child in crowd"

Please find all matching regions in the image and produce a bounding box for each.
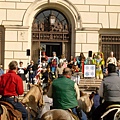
[56,63,64,78]
[41,65,55,88]
[63,60,68,68]
[39,87,53,118]
[41,58,48,70]
[71,64,81,85]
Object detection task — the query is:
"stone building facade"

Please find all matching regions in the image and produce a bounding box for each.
[0,0,120,69]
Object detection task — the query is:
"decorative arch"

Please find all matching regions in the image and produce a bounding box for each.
[23,0,82,29]
[22,0,82,58]
[32,9,70,41]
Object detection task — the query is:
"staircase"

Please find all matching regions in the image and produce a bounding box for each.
[79,78,102,94]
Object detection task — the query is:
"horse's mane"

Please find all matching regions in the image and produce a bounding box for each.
[80,90,87,97]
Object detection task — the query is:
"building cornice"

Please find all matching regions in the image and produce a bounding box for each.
[4,25,29,30]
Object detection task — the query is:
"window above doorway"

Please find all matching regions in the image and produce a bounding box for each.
[32,9,71,42]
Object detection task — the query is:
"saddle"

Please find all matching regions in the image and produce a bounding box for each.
[0,105,3,115]
[67,110,79,120]
[67,108,82,120]
[107,104,120,110]
[101,104,120,120]
[0,101,22,120]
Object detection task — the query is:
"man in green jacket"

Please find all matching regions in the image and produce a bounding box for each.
[47,67,87,120]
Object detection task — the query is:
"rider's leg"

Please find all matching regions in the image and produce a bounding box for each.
[81,110,87,120]
[13,101,28,120]
[71,107,88,120]
[71,107,77,115]
[1,97,28,120]
[92,101,110,120]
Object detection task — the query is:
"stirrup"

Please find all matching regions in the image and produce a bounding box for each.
[101,107,120,119]
[107,104,120,110]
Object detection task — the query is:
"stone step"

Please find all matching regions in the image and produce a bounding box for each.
[80,82,102,84]
[79,78,102,93]
[79,81,102,83]
[79,83,101,85]
[80,79,102,81]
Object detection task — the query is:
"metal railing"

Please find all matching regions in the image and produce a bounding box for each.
[101,35,120,62]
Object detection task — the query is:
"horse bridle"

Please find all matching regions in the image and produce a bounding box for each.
[27,84,44,116]
[37,84,44,108]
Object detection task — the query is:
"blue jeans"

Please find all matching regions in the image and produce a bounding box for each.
[71,107,87,120]
[29,74,34,84]
[0,97,28,120]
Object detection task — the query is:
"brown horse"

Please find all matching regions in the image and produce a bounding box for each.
[21,84,44,120]
[40,91,93,120]
[40,109,77,120]
[78,91,93,113]
[0,84,43,120]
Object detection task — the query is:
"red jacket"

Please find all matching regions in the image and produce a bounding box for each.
[0,70,23,96]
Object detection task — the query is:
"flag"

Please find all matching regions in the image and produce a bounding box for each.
[35,63,42,84]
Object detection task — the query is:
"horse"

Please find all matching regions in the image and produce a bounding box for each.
[21,84,120,120]
[0,83,43,120]
[40,109,77,120]
[78,91,94,113]
[21,83,78,120]
[40,91,94,120]
[21,83,44,120]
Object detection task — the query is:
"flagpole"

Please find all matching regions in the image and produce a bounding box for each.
[40,47,41,66]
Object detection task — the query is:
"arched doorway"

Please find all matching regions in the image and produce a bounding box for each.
[32,9,71,63]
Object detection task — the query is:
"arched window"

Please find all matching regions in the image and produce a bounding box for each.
[32,9,70,41]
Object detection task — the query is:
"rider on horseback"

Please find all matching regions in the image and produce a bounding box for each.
[92,63,120,120]
[0,61,28,120]
[47,67,87,120]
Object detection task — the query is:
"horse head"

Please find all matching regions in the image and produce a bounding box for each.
[21,84,43,116]
[78,91,94,113]
[40,109,75,120]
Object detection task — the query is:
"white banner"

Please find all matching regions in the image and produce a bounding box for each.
[84,65,96,78]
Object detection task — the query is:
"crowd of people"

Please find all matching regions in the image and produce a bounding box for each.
[0,50,120,93]
[34,51,120,87]
[37,50,120,81]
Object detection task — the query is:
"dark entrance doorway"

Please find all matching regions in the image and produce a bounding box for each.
[44,43,62,57]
